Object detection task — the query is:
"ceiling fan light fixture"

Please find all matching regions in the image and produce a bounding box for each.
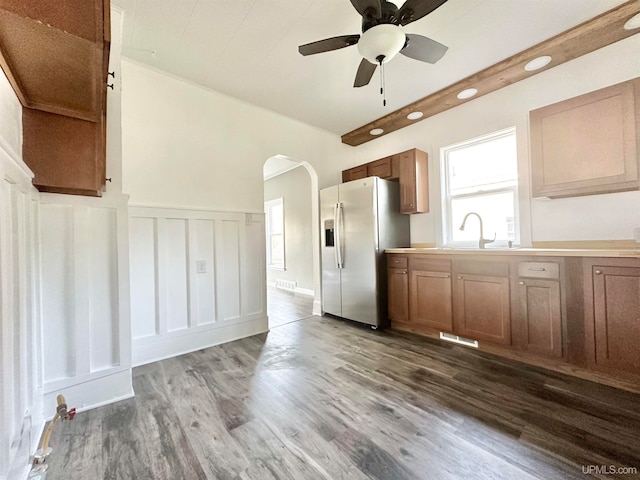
[407,111,423,120]
[624,13,640,30]
[524,55,552,71]
[457,88,478,100]
[357,24,406,64]
[369,128,384,135]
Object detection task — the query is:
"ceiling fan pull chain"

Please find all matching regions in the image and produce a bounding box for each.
[383,61,387,107]
[377,55,386,107]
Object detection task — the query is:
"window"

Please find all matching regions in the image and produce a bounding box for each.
[441,128,519,248]
[265,198,285,269]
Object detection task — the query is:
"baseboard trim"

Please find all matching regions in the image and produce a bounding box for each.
[42,369,134,414]
[267,281,314,298]
[133,316,268,367]
[295,287,314,297]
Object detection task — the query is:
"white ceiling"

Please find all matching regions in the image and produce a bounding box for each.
[112,0,627,135]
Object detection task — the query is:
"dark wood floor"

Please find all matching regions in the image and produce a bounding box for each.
[46,314,640,479]
[267,285,314,328]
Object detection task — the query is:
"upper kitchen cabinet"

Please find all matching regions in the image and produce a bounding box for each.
[341,148,429,214]
[530,77,640,198]
[342,164,368,182]
[0,0,109,121]
[395,149,428,214]
[0,0,111,196]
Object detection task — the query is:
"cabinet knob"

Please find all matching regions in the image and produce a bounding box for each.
[445,274,450,278]
[594,269,603,275]
[409,203,413,207]
[457,275,463,280]
[519,281,525,285]
[400,270,407,274]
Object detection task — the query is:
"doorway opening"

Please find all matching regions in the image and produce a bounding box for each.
[263,155,321,328]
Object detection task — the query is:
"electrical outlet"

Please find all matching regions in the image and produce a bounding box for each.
[196,260,206,273]
[634,227,640,244]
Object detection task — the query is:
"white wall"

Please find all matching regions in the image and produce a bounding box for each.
[129,207,266,365]
[39,193,133,411]
[0,69,44,480]
[29,6,133,416]
[121,59,350,213]
[264,166,314,293]
[343,35,640,246]
[120,60,349,358]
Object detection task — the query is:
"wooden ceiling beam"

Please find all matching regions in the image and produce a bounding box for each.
[341,0,640,146]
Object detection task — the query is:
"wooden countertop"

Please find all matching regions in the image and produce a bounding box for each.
[385,247,640,258]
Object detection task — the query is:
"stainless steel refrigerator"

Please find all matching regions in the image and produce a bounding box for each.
[321,177,410,328]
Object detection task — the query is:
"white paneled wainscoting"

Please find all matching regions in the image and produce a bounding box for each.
[129,207,268,366]
[0,142,43,480]
[38,193,134,413]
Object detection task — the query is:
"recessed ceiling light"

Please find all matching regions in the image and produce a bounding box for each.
[624,13,640,30]
[524,55,552,72]
[370,128,384,136]
[407,112,424,120]
[457,88,478,100]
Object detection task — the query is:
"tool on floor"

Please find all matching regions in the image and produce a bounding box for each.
[28,394,76,479]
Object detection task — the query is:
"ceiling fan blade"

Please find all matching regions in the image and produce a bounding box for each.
[298,34,360,56]
[354,58,377,87]
[397,0,447,26]
[350,0,382,19]
[401,34,448,63]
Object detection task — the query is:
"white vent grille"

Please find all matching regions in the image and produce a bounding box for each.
[275,279,297,291]
[439,332,479,348]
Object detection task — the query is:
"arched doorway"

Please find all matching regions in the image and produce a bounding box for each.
[263,155,321,328]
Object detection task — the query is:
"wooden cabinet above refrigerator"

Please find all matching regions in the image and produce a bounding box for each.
[0,0,111,196]
[341,148,429,214]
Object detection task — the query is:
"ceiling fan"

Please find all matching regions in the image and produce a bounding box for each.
[298,0,449,94]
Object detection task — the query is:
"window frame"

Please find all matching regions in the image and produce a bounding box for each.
[441,127,520,248]
[265,197,285,270]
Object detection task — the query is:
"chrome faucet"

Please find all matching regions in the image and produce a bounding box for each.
[459,212,496,249]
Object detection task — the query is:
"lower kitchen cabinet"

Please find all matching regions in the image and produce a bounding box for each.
[387,264,409,323]
[453,273,511,345]
[409,270,453,331]
[387,252,640,389]
[514,278,563,358]
[587,263,640,374]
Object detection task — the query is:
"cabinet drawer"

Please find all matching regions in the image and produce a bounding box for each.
[410,257,451,273]
[517,262,559,279]
[388,256,408,268]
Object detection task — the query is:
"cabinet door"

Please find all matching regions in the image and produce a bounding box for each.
[388,267,409,322]
[591,266,640,373]
[368,157,393,179]
[396,149,429,214]
[515,279,562,358]
[23,108,105,196]
[342,165,368,182]
[454,274,511,345]
[410,270,453,332]
[397,150,417,213]
[530,78,640,198]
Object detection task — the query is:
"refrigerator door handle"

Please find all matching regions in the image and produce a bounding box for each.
[333,203,340,269]
[336,202,344,269]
